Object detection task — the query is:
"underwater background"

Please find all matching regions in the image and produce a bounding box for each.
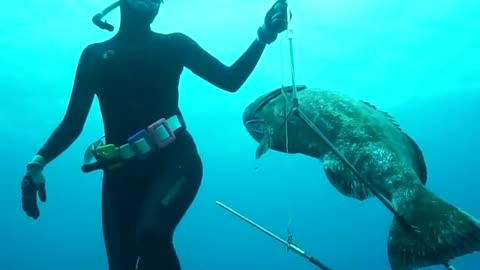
[1,0,479,269]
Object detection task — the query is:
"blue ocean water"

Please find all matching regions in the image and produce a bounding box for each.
[1,0,479,269]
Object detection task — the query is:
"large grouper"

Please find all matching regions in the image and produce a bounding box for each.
[242,85,480,270]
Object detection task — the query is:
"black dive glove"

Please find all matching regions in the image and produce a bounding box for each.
[21,155,47,219]
[257,0,291,44]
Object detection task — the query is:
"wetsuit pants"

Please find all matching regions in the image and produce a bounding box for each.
[101,131,203,270]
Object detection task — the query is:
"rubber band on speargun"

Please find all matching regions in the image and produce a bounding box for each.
[92,1,120,32]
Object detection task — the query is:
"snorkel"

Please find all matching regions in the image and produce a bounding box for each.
[93,0,163,31]
[92,1,120,31]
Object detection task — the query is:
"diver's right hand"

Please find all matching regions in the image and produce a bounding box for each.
[21,156,47,219]
[258,0,290,44]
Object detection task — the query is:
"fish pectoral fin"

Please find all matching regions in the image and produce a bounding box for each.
[323,158,374,201]
[256,134,273,159]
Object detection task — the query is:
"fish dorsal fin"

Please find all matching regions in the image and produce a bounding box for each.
[278,85,308,94]
[362,101,401,130]
[361,101,427,185]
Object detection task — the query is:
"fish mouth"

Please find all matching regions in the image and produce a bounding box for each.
[243,85,308,138]
[242,89,282,126]
[242,101,267,136]
[242,87,289,139]
[244,119,267,135]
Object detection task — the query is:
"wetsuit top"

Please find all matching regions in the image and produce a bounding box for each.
[37,30,266,163]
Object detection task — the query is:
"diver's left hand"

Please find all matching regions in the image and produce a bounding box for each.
[21,161,47,220]
[258,0,291,44]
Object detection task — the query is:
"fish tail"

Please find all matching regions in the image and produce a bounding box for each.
[388,185,480,270]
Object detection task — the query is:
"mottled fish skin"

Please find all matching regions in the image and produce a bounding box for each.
[245,86,425,201]
[242,86,480,270]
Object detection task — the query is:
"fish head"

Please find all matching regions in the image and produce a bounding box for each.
[243,90,286,140]
[243,86,306,158]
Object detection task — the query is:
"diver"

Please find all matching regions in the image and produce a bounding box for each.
[20,0,290,269]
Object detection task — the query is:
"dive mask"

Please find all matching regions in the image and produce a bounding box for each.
[92,0,164,31]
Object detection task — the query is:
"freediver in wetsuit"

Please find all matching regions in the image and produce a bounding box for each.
[20,0,290,269]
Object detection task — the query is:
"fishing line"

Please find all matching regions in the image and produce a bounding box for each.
[277,0,297,249]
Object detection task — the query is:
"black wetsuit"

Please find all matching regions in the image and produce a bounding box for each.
[37,30,266,270]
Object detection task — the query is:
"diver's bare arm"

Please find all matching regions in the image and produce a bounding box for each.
[37,46,95,163]
[176,33,266,93]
